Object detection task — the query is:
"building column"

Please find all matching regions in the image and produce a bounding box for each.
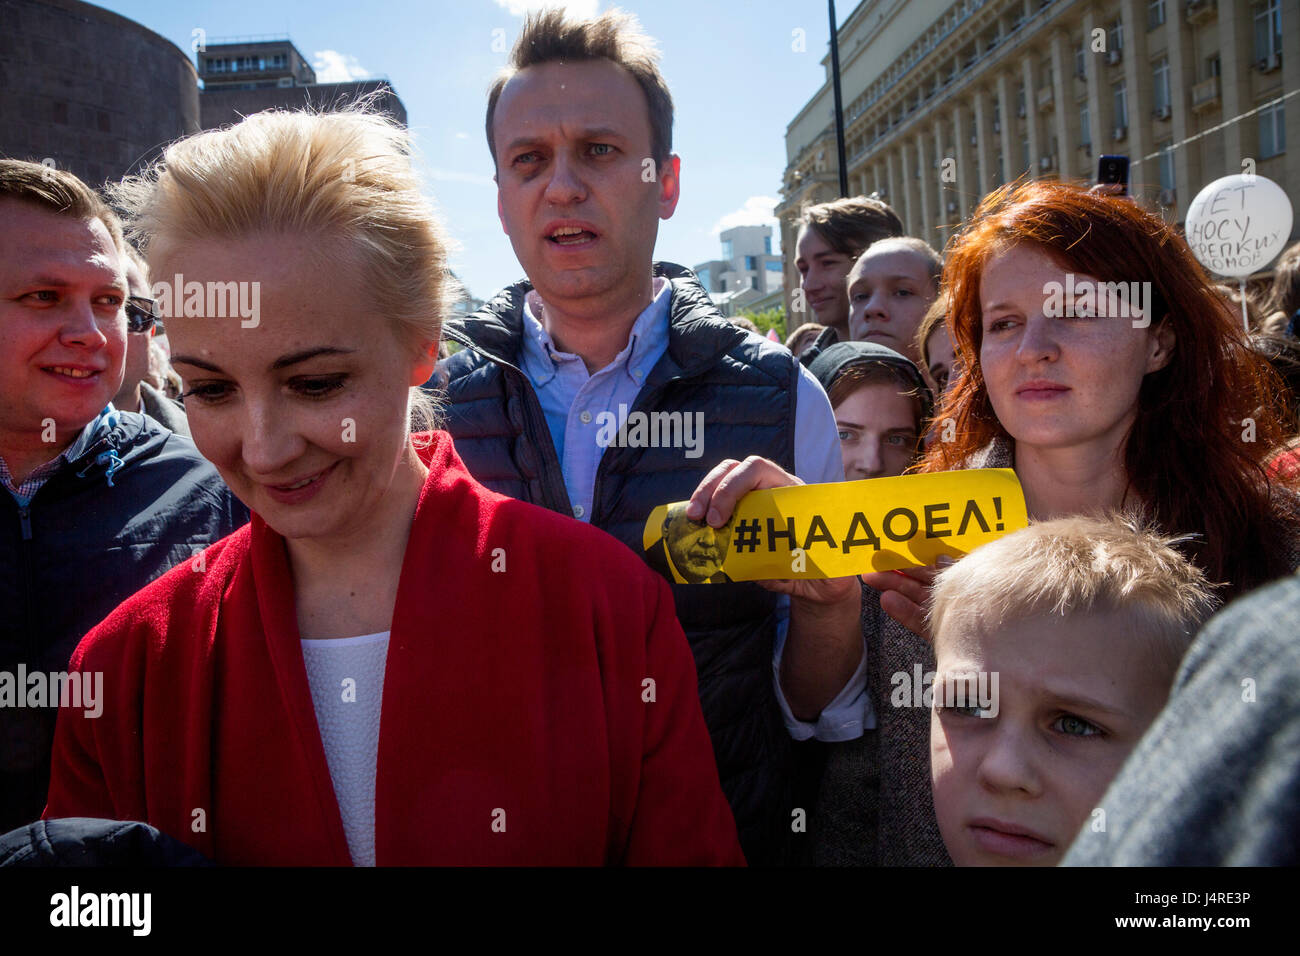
[886,148,901,226]
[933,115,948,247]
[1165,0,1200,223]
[996,71,1015,186]
[1282,0,1300,231]
[1119,0,1151,198]
[916,130,932,246]
[900,139,916,235]
[1082,6,1105,168]
[1218,0,1247,175]
[1022,52,1042,181]
[952,100,974,220]
[973,86,994,198]
[1050,29,1077,179]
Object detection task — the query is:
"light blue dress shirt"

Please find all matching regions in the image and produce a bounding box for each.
[517,278,871,741]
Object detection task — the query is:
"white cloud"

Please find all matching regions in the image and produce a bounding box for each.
[710,196,781,236]
[492,0,600,18]
[312,50,372,83]
[455,132,470,140]
[427,168,496,188]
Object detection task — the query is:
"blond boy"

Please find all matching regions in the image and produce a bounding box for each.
[927,515,1217,866]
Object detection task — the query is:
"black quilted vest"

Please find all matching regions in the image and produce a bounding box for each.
[438,263,803,864]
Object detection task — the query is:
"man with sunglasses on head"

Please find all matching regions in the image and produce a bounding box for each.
[0,159,248,835]
[112,247,189,436]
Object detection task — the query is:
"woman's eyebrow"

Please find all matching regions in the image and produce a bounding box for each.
[171,346,357,375]
[270,346,357,370]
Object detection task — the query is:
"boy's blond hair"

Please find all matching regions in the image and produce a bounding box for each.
[928,514,1219,671]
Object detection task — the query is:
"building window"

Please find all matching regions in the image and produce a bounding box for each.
[1021,137,1030,172]
[1208,55,1221,78]
[721,239,733,260]
[1110,20,1124,52]
[750,276,759,291]
[697,267,711,290]
[1075,39,1086,77]
[1260,100,1286,158]
[1114,81,1129,129]
[1153,57,1171,112]
[1148,0,1166,29]
[1080,104,1091,145]
[1158,141,1175,190]
[1254,0,1283,62]
[745,255,757,270]
[764,236,772,255]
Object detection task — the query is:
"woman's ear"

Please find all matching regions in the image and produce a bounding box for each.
[409,338,440,388]
[1146,320,1176,373]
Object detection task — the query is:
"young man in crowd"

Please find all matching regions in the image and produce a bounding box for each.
[805,341,932,482]
[0,159,248,833]
[438,8,865,864]
[927,515,1216,865]
[845,236,942,365]
[795,195,903,343]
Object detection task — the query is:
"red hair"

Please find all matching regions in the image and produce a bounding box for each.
[922,180,1298,598]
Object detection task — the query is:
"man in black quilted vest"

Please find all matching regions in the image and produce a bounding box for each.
[437,8,868,864]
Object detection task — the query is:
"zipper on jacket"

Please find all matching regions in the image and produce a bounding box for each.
[14,501,36,658]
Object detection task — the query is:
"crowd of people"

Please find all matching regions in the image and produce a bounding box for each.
[2,6,1299,867]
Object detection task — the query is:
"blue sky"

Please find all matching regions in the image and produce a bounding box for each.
[92,0,847,301]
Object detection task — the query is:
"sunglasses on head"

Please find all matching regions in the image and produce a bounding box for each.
[125,296,157,334]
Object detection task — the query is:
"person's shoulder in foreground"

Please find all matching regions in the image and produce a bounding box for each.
[1063,572,1300,866]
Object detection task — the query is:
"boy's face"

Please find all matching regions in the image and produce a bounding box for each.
[930,608,1175,866]
[845,246,935,364]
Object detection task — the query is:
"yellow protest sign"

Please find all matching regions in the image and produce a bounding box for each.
[642,469,1028,583]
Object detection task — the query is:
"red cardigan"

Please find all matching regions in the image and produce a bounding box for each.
[45,432,744,866]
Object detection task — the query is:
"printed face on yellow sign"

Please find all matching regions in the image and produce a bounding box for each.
[662,504,734,584]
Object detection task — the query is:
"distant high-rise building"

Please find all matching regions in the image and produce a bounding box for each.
[693,223,785,296]
[197,37,406,129]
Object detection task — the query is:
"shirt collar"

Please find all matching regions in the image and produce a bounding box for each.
[0,404,118,499]
[519,277,671,386]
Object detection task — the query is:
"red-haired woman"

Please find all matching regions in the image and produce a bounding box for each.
[689,180,1300,865]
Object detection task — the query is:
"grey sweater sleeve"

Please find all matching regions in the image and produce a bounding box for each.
[1063,574,1300,866]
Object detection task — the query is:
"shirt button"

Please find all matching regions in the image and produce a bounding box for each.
[579,410,593,424]
[633,369,644,380]
[573,505,586,518]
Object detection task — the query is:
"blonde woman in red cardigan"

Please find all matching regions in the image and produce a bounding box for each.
[42,107,743,866]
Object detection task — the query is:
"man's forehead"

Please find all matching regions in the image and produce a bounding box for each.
[0,210,122,282]
[495,59,647,137]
